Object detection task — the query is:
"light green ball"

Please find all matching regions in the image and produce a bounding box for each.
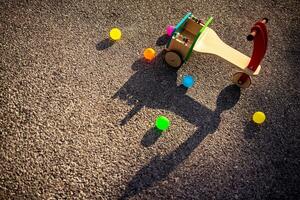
[155,116,170,131]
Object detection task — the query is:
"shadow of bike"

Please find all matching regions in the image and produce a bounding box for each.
[112,51,241,199]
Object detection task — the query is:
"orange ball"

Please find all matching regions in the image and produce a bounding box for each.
[143,48,156,61]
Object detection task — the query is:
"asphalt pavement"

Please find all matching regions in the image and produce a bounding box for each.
[1,0,299,199]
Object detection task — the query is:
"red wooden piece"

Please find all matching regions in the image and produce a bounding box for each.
[247,21,268,72]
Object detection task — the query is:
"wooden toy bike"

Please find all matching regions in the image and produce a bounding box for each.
[165,12,268,88]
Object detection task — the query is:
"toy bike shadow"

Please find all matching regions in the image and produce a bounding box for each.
[112,51,241,199]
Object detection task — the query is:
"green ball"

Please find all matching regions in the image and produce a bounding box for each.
[155,116,170,131]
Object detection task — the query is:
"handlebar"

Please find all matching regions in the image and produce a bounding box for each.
[246,18,268,72]
[247,18,268,41]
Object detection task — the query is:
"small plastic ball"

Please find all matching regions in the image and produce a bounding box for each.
[252,111,266,124]
[155,116,170,131]
[143,48,156,61]
[109,28,122,41]
[182,75,195,88]
[166,25,175,36]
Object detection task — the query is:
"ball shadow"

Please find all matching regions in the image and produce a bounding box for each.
[141,127,163,147]
[156,34,170,46]
[96,38,114,50]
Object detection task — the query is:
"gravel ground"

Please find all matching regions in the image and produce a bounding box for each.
[1,0,299,199]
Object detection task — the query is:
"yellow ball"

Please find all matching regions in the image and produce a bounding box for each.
[252,111,266,124]
[109,28,122,41]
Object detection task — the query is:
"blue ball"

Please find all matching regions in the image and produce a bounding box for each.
[182,75,194,88]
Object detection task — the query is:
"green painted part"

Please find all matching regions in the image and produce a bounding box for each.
[166,12,192,48]
[184,32,201,62]
[200,16,214,33]
[166,35,173,49]
[184,16,214,62]
[166,36,172,49]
